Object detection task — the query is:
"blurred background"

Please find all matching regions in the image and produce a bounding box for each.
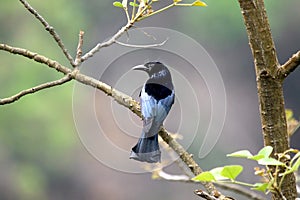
[1,0,300,199]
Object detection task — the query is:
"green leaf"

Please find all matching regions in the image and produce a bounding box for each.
[221,165,243,180]
[113,1,124,8]
[258,157,285,166]
[192,0,207,7]
[291,151,300,165]
[129,2,139,7]
[173,0,182,2]
[252,183,268,192]
[291,156,300,172]
[192,171,216,182]
[249,154,265,161]
[209,167,228,181]
[227,150,253,158]
[257,146,273,158]
[122,0,128,8]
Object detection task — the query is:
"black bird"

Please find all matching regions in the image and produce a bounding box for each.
[130,62,175,163]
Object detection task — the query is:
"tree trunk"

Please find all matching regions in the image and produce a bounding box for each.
[237,0,297,199]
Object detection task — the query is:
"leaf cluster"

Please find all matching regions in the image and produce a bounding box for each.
[193,146,300,194]
[112,0,207,22]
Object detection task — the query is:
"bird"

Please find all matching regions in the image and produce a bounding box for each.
[130,61,175,163]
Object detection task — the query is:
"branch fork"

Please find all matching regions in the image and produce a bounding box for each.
[277,50,300,79]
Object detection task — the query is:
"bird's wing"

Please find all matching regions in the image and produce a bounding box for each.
[156,90,175,121]
[140,87,175,136]
[140,87,156,134]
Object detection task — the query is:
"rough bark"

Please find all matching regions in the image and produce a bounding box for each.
[237,0,297,199]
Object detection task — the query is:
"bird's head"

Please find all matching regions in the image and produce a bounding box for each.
[132,62,171,79]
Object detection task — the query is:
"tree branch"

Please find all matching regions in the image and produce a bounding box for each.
[19,0,75,67]
[237,0,297,199]
[194,190,223,200]
[18,0,179,68]
[74,30,84,66]
[277,50,300,79]
[0,74,72,105]
[0,43,226,198]
[0,43,71,74]
[18,0,133,67]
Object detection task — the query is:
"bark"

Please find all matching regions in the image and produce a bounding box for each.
[237,0,296,199]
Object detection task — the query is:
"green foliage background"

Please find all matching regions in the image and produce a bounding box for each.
[1,0,300,199]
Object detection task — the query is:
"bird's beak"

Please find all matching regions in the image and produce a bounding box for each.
[132,64,149,72]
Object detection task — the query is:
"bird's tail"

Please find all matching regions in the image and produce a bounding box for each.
[130,133,161,163]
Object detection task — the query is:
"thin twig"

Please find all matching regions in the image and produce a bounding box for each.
[124,7,130,22]
[18,0,175,67]
[79,0,159,62]
[131,0,137,20]
[80,21,133,62]
[135,26,157,41]
[19,0,75,67]
[114,37,168,48]
[278,50,300,79]
[214,183,266,200]
[74,30,84,66]
[153,169,190,181]
[0,75,72,105]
